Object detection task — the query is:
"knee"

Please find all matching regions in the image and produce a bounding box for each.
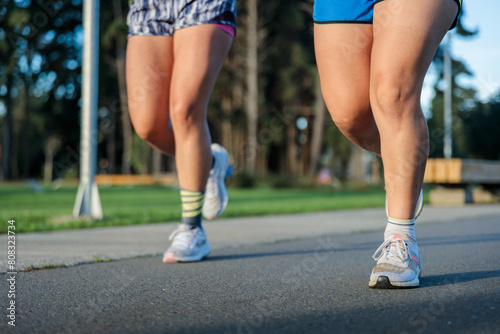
[169,99,206,133]
[322,83,373,137]
[132,117,167,145]
[333,112,374,139]
[371,75,419,120]
[325,100,373,139]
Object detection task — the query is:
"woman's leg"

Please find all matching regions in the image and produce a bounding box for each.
[126,36,175,156]
[368,0,459,288]
[314,24,380,155]
[370,0,459,219]
[161,24,233,264]
[169,24,233,192]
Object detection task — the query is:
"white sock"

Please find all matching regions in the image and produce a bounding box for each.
[384,216,416,243]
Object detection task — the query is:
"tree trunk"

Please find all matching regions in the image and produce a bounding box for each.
[11,85,30,179]
[228,79,244,170]
[349,143,365,182]
[2,74,13,180]
[309,73,326,177]
[220,96,233,154]
[20,85,31,178]
[245,0,259,173]
[152,149,162,176]
[286,123,297,176]
[119,64,133,174]
[44,135,61,183]
[113,0,132,174]
[106,100,117,173]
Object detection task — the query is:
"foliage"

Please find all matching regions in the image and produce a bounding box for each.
[268,173,295,189]
[229,171,258,189]
[460,94,500,160]
[427,4,483,159]
[1,0,83,179]
[0,0,488,184]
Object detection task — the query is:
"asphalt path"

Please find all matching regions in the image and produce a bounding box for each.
[1,216,499,333]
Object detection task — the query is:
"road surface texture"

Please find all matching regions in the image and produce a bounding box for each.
[2,205,500,272]
[1,207,499,333]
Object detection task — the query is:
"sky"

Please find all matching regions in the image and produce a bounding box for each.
[422,0,500,110]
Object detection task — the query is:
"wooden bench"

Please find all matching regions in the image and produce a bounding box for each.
[424,158,500,205]
[95,174,177,186]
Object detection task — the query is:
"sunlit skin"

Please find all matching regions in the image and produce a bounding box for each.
[315,0,459,219]
[126,25,232,191]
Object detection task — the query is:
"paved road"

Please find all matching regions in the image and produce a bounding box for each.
[2,204,500,272]
[1,214,499,333]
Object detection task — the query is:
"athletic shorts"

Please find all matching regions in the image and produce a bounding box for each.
[127,0,236,37]
[313,0,462,30]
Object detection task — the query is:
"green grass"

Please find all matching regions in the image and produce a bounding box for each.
[0,182,387,233]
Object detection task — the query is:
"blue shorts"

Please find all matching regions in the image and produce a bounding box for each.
[127,0,236,37]
[313,0,462,29]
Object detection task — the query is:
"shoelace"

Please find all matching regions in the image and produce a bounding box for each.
[372,238,409,264]
[169,225,198,247]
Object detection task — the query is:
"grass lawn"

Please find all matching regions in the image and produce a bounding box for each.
[0,182,388,233]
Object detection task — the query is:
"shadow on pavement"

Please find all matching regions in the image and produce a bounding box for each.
[418,233,500,247]
[162,289,499,334]
[206,231,500,263]
[421,270,500,288]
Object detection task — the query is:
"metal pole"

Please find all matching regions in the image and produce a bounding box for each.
[73,0,103,219]
[443,33,453,159]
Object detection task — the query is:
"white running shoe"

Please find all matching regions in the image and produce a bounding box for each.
[369,234,422,288]
[385,189,424,219]
[162,224,210,263]
[202,143,229,220]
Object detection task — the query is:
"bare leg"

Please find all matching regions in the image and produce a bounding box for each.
[370,0,459,219]
[169,25,232,191]
[314,24,380,155]
[126,36,175,156]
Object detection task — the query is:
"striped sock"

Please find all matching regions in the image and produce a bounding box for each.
[384,216,416,243]
[180,189,205,228]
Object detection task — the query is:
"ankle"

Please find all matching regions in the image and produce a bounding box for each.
[385,216,416,242]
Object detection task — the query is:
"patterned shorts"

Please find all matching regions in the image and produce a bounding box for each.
[127,0,237,37]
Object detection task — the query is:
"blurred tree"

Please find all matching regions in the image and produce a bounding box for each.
[427,57,476,158]
[427,5,478,158]
[460,94,500,160]
[0,0,27,179]
[309,71,327,177]
[0,0,484,183]
[100,0,133,174]
[0,0,83,180]
[244,0,258,173]
[325,122,351,181]
[258,0,316,176]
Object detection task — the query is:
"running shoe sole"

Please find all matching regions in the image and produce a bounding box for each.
[369,267,422,289]
[202,144,229,220]
[162,243,211,264]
